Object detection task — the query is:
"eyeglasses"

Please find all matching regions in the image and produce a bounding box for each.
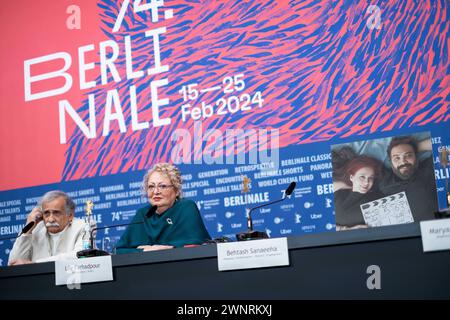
[147,184,174,192]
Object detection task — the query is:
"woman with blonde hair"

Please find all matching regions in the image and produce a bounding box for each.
[116,163,210,253]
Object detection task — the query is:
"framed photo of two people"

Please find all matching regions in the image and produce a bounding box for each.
[331,131,439,231]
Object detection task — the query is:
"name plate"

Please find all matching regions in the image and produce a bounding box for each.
[55,256,113,286]
[420,218,450,252]
[217,237,289,271]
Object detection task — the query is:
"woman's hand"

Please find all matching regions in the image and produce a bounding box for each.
[137,245,174,251]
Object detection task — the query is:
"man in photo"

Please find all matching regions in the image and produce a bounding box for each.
[379,135,438,221]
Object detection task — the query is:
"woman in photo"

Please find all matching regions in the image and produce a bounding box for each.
[333,155,383,231]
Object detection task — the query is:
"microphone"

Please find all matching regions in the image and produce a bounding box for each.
[20,221,35,235]
[285,181,296,197]
[236,182,296,241]
[18,210,43,236]
[76,205,157,258]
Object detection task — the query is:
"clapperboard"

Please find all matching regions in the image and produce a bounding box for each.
[360,191,414,227]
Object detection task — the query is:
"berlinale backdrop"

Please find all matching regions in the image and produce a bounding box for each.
[0,0,449,265]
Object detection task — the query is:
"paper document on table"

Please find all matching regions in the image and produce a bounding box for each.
[360,191,414,227]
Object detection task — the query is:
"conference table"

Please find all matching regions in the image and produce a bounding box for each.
[1,223,449,299]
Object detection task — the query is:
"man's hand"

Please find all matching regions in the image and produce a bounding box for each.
[137,245,174,251]
[24,207,43,234]
[9,259,33,266]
